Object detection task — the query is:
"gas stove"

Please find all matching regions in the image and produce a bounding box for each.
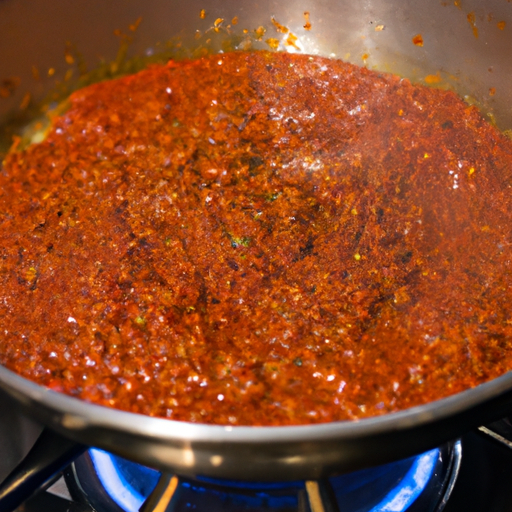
[3,392,512,512]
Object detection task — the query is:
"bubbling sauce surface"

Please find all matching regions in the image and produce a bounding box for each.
[2,51,512,426]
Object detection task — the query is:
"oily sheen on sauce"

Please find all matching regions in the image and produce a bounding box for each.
[1,51,512,426]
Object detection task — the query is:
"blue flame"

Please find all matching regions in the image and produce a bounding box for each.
[369,449,437,511]
[89,447,438,512]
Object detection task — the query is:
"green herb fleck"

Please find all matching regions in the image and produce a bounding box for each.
[231,235,251,248]
[265,192,281,202]
[134,316,146,327]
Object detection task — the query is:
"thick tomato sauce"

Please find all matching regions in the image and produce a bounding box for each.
[1,51,512,425]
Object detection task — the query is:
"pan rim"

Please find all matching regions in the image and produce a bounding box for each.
[1,362,511,443]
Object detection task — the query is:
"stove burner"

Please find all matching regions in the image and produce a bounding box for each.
[65,442,461,512]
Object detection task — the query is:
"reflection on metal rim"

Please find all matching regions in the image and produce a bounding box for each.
[0,364,512,441]
[0,362,509,479]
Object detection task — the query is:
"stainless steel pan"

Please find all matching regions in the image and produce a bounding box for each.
[1,0,512,486]
[1,365,512,482]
